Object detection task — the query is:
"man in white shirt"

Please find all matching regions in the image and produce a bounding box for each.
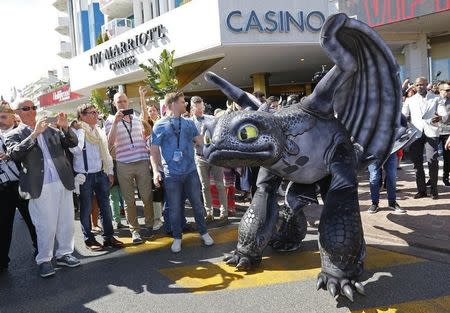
[402,77,448,199]
[70,104,123,251]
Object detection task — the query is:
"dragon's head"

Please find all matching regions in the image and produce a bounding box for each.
[202,72,285,167]
[203,110,284,167]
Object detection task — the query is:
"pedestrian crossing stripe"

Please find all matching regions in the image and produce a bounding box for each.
[350,295,450,313]
[120,226,238,254]
[158,246,424,293]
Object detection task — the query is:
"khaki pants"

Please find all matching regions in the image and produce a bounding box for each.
[195,156,228,216]
[117,160,154,232]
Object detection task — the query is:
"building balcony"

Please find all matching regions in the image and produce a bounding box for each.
[57,41,72,59]
[101,18,133,39]
[99,0,133,19]
[55,16,69,36]
[53,0,68,12]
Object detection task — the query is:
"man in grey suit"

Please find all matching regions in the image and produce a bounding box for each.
[5,98,81,278]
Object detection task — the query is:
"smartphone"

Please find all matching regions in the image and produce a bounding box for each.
[46,116,58,123]
[122,109,134,116]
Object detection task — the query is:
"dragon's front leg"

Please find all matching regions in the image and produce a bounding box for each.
[223,168,282,270]
[317,143,366,302]
[269,181,313,252]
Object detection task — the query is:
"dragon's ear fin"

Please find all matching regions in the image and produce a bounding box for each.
[204,72,261,111]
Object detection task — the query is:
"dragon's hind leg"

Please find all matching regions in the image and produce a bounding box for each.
[317,143,366,302]
[223,168,282,270]
[269,182,314,252]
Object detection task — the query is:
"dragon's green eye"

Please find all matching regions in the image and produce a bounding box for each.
[237,124,258,141]
[204,130,212,146]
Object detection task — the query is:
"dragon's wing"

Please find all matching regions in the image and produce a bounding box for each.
[303,13,402,168]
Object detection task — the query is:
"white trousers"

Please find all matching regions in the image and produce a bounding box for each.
[28,180,74,265]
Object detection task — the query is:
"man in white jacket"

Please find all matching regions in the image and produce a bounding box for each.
[70,103,123,251]
[402,77,448,199]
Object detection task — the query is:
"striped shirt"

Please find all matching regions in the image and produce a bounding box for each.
[105,114,149,163]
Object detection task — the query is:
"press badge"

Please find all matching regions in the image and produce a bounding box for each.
[173,149,183,162]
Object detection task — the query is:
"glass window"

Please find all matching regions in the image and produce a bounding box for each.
[432,58,450,81]
[117,19,125,27]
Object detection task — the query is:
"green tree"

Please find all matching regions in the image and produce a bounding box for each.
[90,90,109,115]
[139,49,178,101]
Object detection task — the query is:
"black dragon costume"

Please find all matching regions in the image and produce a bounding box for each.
[202,13,401,301]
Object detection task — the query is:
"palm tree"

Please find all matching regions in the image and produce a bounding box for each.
[139,49,178,101]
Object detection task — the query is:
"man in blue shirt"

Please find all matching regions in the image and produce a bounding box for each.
[150,92,214,253]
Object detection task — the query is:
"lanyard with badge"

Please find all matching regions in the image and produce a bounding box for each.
[121,117,135,150]
[170,118,182,162]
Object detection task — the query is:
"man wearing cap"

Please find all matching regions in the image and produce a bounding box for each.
[190,96,228,223]
[0,101,37,273]
[5,98,80,277]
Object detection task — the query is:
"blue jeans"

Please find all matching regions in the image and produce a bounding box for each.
[161,172,187,233]
[79,172,114,241]
[164,170,207,239]
[368,154,397,204]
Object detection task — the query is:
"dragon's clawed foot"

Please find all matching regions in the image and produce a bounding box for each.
[316,272,365,302]
[223,250,260,270]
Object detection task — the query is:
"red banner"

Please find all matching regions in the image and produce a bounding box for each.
[38,85,81,107]
[339,0,450,27]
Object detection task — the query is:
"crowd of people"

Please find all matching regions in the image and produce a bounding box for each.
[1,76,450,278]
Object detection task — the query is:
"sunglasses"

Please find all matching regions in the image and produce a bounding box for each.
[443,89,450,92]
[20,105,38,111]
[83,110,98,115]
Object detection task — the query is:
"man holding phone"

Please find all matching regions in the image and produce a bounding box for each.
[105,92,154,243]
[5,98,80,277]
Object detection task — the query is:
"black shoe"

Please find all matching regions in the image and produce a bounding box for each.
[426,179,431,187]
[431,194,439,200]
[103,237,124,248]
[414,192,427,199]
[140,228,154,239]
[443,179,450,187]
[368,204,379,214]
[85,239,104,251]
[388,202,406,214]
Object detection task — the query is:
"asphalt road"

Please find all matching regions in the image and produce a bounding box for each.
[1,211,450,313]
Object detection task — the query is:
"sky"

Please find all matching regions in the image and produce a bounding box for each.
[0,0,64,101]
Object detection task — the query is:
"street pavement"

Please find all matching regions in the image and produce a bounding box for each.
[1,159,450,313]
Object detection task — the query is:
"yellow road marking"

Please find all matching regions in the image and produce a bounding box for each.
[350,295,450,313]
[120,226,238,254]
[159,247,423,293]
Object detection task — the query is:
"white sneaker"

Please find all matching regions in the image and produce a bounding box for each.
[201,233,214,246]
[171,239,182,253]
[153,219,163,231]
[132,231,143,244]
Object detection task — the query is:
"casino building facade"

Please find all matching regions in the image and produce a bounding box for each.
[65,0,450,111]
